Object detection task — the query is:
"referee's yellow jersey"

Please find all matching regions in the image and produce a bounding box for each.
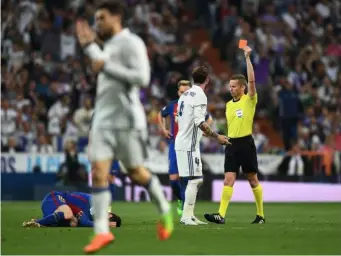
[226,93,257,138]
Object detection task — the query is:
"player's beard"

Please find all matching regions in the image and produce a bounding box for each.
[97,30,113,42]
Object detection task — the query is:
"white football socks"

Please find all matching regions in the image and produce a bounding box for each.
[146,175,170,214]
[91,189,111,234]
[182,178,203,218]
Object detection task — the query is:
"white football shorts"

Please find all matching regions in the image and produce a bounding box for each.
[88,128,148,170]
[175,149,203,177]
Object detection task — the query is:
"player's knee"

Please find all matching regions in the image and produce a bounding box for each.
[92,160,112,182]
[224,173,236,186]
[55,205,73,220]
[127,166,151,185]
[92,168,110,186]
[188,177,203,189]
[92,171,105,185]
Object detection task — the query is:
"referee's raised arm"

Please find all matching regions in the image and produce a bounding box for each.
[244,46,256,98]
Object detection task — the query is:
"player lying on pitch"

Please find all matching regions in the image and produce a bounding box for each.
[22,191,121,228]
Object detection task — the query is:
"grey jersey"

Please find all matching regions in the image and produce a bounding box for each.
[85,29,150,130]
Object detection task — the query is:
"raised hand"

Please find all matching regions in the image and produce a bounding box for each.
[243,46,252,59]
[76,20,96,47]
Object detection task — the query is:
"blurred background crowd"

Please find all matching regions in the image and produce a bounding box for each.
[1,0,341,179]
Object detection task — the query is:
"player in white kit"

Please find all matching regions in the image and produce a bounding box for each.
[175,66,230,225]
[76,1,173,253]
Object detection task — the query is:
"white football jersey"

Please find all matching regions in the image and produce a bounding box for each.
[175,85,207,151]
[85,29,150,131]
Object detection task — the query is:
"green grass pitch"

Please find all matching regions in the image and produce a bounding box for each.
[2,202,341,255]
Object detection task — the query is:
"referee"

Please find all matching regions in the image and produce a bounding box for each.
[204,46,265,224]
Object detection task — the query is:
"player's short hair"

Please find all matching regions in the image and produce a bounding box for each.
[96,0,125,20]
[177,80,191,89]
[192,66,208,84]
[230,74,247,86]
[109,213,122,227]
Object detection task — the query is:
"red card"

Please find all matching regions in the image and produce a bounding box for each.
[238,39,248,49]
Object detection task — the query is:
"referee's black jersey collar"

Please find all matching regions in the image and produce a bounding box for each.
[232,93,246,102]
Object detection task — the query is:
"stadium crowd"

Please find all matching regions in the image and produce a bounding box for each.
[1,0,341,176]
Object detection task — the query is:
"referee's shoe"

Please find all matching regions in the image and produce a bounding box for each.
[252,215,265,224]
[204,213,265,224]
[203,213,225,224]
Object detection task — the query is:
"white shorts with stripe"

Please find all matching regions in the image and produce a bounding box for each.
[175,150,202,177]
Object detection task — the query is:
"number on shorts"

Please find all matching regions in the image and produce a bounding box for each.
[195,157,199,166]
[179,101,184,116]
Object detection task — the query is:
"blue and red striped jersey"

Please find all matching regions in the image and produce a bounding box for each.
[63,192,91,218]
[161,100,179,142]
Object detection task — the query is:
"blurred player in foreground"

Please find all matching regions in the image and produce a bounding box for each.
[175,66,230,225]
[204,46,265,224]
[76,0,173,253]
[88,114,121,205]
[158,80,213,216]
[22,191,121,228]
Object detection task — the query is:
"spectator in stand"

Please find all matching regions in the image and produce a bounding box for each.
[317,76,334,105]
[1,99,19,146]
[57,139,88,188]
[15,91,31,110]
[73,97,93,137]
[60,27,77,61]
[1,136,23,153]
[288,142,305,177]
[47,95,70,137]
[62,112,79,143]
[253,123,269,153]
[277,80,303,151]
[147,98,161,136]
[30,135,54,154]
[18,121,35,152]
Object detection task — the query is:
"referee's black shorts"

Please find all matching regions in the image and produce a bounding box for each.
[224,135,259,174]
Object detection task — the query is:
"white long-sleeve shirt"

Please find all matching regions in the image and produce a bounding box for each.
[175,85,207,151]
[84,28,150,130]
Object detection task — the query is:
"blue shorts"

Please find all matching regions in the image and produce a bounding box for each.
[168,143,178,175]
[41,191,66,217]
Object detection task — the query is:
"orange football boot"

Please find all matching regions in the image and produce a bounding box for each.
[157,211,174,241]
[84,233,115,254]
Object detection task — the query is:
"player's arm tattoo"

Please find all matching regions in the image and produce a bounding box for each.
[198,121,219,139]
